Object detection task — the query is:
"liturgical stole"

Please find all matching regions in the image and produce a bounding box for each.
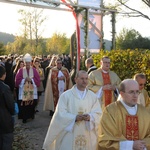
[102,72,112,106]
[22,67,34,101]
[126,115,139,140]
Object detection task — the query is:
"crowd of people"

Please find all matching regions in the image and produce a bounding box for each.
[0,53,150,150]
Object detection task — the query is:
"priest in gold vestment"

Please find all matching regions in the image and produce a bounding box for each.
[43,70,102,150]
[133,73,150,108]
[88,56,121,111]
[98,79,150,150]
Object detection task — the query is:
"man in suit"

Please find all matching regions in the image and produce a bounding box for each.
[0,66,14,150]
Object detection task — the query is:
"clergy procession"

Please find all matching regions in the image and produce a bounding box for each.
[0,53,150,150]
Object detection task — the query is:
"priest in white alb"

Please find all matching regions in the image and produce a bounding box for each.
[43,70,102,150]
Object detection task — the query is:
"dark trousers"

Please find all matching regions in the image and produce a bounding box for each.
[0,133,13,150]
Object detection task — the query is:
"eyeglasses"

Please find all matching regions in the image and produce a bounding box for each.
[124,90,140,96]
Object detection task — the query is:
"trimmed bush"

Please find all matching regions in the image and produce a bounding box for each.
[92,49,150,92]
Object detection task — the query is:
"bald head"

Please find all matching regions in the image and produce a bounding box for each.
[119,79,139,92]
[119,79,139,107]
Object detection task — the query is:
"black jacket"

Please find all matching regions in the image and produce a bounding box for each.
[0,80,14,134]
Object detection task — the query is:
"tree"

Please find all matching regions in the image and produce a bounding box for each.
[5,36,28,54]
[18,8,47,54]
[116,28,150,49]
[116,0,150,20]
[103,0,150,50]
[46,33,70,55]
[0,42,6,55]
[104,0,150,21]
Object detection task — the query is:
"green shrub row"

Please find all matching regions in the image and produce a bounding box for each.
[92,49,150,92]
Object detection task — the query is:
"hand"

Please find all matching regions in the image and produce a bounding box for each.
[133,140,146,150]
[82,114,90,121]
[25,77,32,82]
[75,115,83,122]
[103,84,116,91]
[102,84,112,90]
[111,85,116,91]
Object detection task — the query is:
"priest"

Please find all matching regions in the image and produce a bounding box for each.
[133,73,150,108]
[15,53,40,123]
[98,79,150,150]
[43,57,72,116]
[43,70,102,150]
[88,56,121,111]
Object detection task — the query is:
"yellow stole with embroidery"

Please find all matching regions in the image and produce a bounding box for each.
[102,72,112,106]
[22,67,34,101]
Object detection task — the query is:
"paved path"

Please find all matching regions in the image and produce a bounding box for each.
[13,93,51,150]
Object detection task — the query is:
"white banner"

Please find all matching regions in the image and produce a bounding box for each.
[78,13,102,53]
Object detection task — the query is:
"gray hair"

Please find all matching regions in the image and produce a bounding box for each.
[76,70,87,78]
[133,73,146,80]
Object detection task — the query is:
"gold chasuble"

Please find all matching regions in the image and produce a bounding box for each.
[98,101,150,150]
[102,72,112,106]
[88,68,121,111]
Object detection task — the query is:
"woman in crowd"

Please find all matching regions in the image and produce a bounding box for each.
[33,57,45,112]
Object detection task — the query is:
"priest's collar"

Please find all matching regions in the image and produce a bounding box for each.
[75,86,86,92]
[102,69,109,73]
[75,86,87,99]
[57,67,62,70]
[119,98,137,115]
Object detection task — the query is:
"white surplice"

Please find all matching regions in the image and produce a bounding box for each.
[58,70,65,97]
[43,85,102,150]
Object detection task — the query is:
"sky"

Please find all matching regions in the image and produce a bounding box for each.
[0,1,150,41]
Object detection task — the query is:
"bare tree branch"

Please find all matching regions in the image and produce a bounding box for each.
[117,0,150,20]
[142,0,150,7]
[119,12,144,18]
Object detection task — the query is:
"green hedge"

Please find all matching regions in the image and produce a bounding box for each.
[92,49,150,91]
